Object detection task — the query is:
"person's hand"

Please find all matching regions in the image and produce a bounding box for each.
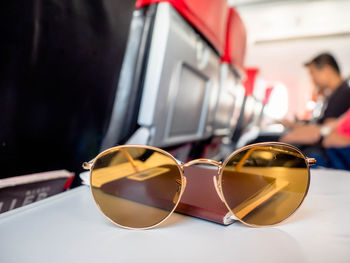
[278,118,295,128]
[277,118,305,129]
[323,132,350,148]
[279,124,321,145]
[323,118,339,128]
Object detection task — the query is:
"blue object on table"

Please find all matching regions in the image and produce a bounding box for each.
[326,147,350,170]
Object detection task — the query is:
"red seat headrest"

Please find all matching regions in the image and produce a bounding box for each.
[221,7,247,73]
[136,0,228,55]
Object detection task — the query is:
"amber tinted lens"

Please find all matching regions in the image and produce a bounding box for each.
[90,146,183,229]
[221,143,309,226]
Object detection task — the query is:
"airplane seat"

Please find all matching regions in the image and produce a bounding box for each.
[235,83,283,148]
[102,0,230,161]
[1,0,136,181]
[257,86,275,125]
[202,7,247,159]
[231,67,259,146]
[214,7,246,138]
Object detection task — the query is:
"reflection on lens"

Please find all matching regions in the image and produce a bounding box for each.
[221,143,309,226]
[90,146,183,229]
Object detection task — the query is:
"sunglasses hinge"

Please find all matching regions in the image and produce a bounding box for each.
[82,160,94,170]
[307,158,316,165]
[213,176,225,203]
[180,162,185,173]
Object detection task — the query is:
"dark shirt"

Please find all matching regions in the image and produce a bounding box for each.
[318,80,350,124]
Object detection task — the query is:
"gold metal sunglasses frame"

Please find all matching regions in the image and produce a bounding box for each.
[83,142,316,230]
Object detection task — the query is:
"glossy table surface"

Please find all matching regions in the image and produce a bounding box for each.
[0,168,349,263]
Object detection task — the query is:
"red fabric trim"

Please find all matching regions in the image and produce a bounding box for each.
[136,0,227,55]
[221,8,233,64]
[243,68,259,96]
[221,8,246,72]
[63,174,75,190]
[263,86,274,105]
[336,109,350,139]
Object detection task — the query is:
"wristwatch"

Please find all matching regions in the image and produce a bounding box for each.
[320,125,332,138]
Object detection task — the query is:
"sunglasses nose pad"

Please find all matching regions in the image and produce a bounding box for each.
[213,176,225,202]
[172,177,187,204]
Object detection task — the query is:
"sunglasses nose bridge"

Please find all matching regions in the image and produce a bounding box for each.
[182,159,225,203]
[183,159,222,168]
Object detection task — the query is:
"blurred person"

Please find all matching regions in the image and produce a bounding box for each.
[281,108,350,169]
[305,53,350,123]
[283,53,350,128]
[280,53,350,144]
[323,109,350,148]
[252,53,350,146]
[280,112,345,146]
[323,110,350,169]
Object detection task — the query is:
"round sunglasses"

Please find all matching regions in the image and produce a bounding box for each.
[83,142,316,229]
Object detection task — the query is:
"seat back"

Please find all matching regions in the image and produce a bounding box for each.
[136,0,228,55]
[101,0,229,150]
[1,0,135,179]
[137,2,222,147]
[231,68,259,144]
[214,7,247,137]
[221,8,247,74]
